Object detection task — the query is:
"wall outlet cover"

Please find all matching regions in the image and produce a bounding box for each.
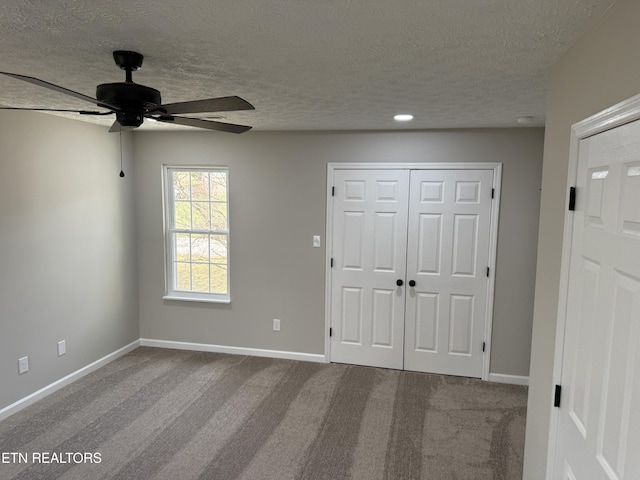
[58,340,66,356]
[273,318,281,331]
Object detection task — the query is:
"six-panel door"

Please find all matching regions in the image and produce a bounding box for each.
[403,169,493,377]
[552,119,640,479]
[330,169,410,369]
[330,168,494,377]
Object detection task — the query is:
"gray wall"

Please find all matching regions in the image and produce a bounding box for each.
[0,115,542,412]
[134,128,543,377]
[0,111,138,411]
[523,0,640,478]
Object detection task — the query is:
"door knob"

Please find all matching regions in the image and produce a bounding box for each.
[396,279,404,286]
[409,280,416,287]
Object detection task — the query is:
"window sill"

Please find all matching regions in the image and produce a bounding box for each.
[162,295,231,304]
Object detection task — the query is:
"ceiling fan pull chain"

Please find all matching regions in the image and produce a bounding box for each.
[119,131,125,178]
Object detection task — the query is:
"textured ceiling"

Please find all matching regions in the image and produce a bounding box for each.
[0,0,615,132]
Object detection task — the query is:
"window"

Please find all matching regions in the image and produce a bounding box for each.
[163,166,230,303]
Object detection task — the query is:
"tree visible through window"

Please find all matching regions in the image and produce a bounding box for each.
[164,167,229,302]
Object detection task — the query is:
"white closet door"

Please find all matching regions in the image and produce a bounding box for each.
[330,169,410,369]
[403,169,493,378]
[552,119,640,479]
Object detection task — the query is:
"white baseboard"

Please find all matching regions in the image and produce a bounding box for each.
[140,338,328,364]
[0,339,141,422]
[2,337,521,422]
[488,372,530,386]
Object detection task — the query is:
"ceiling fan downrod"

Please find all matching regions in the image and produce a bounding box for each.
[112,50,144,83]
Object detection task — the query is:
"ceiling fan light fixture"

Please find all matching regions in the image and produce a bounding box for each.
[394,114,414,122]
[115,111,144,128]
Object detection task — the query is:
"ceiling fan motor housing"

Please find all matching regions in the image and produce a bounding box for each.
[96,82,161,127]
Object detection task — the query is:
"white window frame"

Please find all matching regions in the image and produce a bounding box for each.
[162,165,231,303]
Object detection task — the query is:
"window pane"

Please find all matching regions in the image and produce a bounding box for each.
[174,201,192,229]
[175,262,191,290]
[211,202,228,230]
[175,233,191,261]
[191,263,210,292]
[191,201,210,230]
[210,264,228,294]
[173,172,191,200]
[191,234,209,262]
[209,235,228,263]
[190,172,209,200]
[210,172,227,201]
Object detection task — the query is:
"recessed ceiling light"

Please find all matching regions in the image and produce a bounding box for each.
[516,116,535,126]
[394,114,414,122]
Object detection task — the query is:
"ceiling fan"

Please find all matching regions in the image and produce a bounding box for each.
[0,50,254,133]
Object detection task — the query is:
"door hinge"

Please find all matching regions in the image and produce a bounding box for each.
[568,186,576,211]
[482,341,486,352]
[329,327,333,337]
[486,267,490,277]
[330,258,334,268]
[491,188,495,199]
[332,186,335,197]
[554,385,562,407]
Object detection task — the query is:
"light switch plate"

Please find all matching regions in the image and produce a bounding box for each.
[313,235,321,247]
[18,356,29,375]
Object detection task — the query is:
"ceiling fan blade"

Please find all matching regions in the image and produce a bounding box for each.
[155,96,255,115]
[152,115,252,133]
[108,120,136,133]
[0,106,113,115]
[0,71,120,111]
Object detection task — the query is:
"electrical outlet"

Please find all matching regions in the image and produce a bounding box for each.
[273,318,281,332]
[18,356,29,375]
[57,340,66,356]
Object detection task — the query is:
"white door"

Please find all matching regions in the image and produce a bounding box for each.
[403,169,493,377]
[330,169,410,369]
[552,119,640,479]
[330,167,495,377]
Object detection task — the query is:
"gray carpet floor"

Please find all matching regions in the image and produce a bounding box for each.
[0,347,527,480]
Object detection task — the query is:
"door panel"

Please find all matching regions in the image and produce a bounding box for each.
[417,214,442,274]
[330,169,410,369]
[452,214,478,276]
[449,294,474,354]
[414,292,439,351]
[372,289,394,346]
[340,287,363,344]
[553,119,640,479]
[403,169,493,377]
[373,212,400,271]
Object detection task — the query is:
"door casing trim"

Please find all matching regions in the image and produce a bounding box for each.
[325,162,502,381]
